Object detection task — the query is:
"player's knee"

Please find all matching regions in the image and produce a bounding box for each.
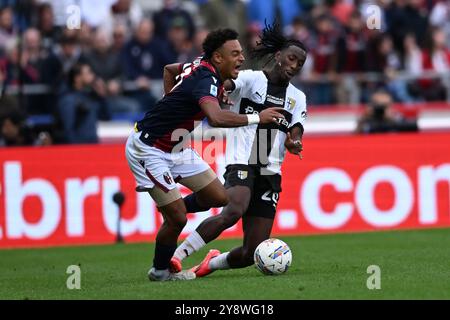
[170,215,187,232]
[221,201,246,226]
[211,191,229,208]
[166,208,188,232]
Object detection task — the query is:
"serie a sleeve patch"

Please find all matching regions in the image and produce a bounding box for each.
[210,85,218,97]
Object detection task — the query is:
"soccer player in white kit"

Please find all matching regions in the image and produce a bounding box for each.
[169,23,308,277]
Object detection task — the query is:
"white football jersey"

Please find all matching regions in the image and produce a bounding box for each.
[225,69,307,175]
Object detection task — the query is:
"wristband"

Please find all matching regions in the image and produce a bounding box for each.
[246,114,260,125]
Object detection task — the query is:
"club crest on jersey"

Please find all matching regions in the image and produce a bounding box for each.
[287,97,296,110]
[163,172,174,185]
[237,170,248,180]
[210,84,218,97]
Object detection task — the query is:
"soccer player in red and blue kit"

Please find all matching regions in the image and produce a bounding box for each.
[125,28,285,281]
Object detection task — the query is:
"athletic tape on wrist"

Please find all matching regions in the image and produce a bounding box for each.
[246,114,260,125]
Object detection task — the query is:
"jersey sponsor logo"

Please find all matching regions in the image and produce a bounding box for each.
[237,170,248,180]
[287,97,296,110]
[210,84,218,97]
[275,117,290,128]
[212,76,217,84]
[266,94,284,105]
[301,111,308,119]
[163,172,174,185]
[255,91,262,98]
[244,106,259,114]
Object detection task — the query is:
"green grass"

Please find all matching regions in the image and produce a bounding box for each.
[1,228,450,300]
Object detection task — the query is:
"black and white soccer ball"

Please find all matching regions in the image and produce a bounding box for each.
[254,238,292,275]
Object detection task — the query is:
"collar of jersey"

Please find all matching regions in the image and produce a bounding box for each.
[263,70,289,88]
[200,60,222,84]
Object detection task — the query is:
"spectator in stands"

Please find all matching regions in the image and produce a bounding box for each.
[153,0,196,41]
[21,27,56,114]
[166,16,193,63]
[366,33,414,102]
[50,31,84,81]
[402,33,425,102]
[78,22,95,54]
[429,0,450,47]
[112,23,128,53]
[0,109,34,146]
[326,0,355,26]
[336,10,368,104]
[0,108,52,146]
[0,38,40,85]
[35,3,59,52]
[22,28,45,74]
[356,90,418,134]
[385,0,429,55]
[121,19,174,110]
[0,6,17,55]
[185,27,209,62]
[79,0,116,29]
[200,0,248,41]
[56,63,110,144]
[84,28,140,114]
[308,14,339,105]
[416,26,450,101]
[284,17,313,50]
[101,0,143,37]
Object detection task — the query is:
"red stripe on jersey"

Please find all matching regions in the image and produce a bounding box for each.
[199,96,219,105]
[145,169,170,193]
[199,60,217,74]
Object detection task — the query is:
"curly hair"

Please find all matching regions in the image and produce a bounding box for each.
[251,21,307,66]
[202,28,239,59]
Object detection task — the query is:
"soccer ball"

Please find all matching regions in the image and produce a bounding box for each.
[254,238,292,275]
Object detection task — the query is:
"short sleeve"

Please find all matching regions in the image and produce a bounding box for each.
[192,74,220,106]
[290,91,308,131]
[230,69,255,98]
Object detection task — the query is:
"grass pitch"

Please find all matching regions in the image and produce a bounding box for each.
[1,228,450,300]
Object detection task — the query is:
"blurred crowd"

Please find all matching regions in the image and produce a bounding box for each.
[0,0,449,146]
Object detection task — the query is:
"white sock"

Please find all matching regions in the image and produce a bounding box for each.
[208,252,230,271]
[173,231,206,261]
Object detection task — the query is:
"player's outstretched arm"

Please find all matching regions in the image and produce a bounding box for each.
[163,63,181,94]
[200,99,285,128]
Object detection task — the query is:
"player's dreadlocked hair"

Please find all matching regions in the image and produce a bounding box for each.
[251,21,307,66]
[202,28,239,59]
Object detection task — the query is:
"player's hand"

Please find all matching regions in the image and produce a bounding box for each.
[285,132,303,159]
[221,90,234,106]
[259,107,285,125]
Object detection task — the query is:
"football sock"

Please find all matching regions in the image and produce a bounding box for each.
[153,243,177,270]
[209,252,230,271]
[174,231,206,261]
[183,193,210,213]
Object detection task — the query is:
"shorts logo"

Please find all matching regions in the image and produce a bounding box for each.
[237,170,248,180]
[163,172,174,185]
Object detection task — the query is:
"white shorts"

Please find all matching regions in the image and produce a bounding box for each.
[125,131,215,206]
